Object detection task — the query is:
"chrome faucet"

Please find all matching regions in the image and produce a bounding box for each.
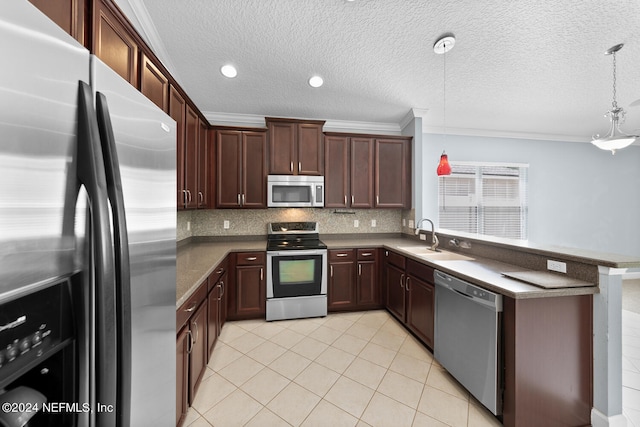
[415,218,439,251]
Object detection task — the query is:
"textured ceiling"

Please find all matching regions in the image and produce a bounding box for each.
[116,0,640,142]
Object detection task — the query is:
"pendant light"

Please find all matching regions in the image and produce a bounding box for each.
[592,43,638,154]
[434,34,455,175]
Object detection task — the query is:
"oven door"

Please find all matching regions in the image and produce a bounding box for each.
[267,249,327,298]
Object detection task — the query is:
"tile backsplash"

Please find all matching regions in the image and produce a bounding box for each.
[178,208,403,241]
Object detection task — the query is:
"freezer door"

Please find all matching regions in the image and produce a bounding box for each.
[91,56,177,427]
[0,0,90,301]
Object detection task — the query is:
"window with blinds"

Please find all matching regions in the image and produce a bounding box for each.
[438,162,528,240]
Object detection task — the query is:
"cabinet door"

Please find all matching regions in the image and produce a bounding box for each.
[351,138,374,208]
[169,86,186,209]
[386,263,405,321]
[235,265,266,317]
[269,121,296,174]
[328,261,356,311]
[216,130,242,208]
[184,105,199,209]
[297,123,324,175]
[29,0,85,44]
[197,119,209,208]
[406,275,434,348]
[207,285,219,359]
[188,302,207,403]
[375,139,410,208]
[324,136,349,207]
[357,266,378,308]
[242,132,267,208]
[93,0,138,86]
[176,326,189,427]
[140,54,168,112]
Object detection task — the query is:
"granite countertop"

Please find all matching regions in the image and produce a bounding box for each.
[176,239,266,307]
[174,234,639,308]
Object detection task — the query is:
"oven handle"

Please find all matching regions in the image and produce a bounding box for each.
[267,249,327,257]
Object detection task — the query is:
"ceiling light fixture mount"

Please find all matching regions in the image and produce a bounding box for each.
[434,34,455,176]
[220,64,237,78]
[308,75,324,88]
[592,43,638,154]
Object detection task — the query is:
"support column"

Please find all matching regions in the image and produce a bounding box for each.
[592,266,628,427]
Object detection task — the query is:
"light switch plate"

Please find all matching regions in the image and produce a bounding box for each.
[408,220,414,228]
[371,219,376,227]
[354,220,359,228]
[223,220,230,229]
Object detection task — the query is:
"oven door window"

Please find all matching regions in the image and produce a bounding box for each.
[271,254,323,298]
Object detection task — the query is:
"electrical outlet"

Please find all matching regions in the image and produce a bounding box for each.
[354,219,359,228]
[402,219,406,227]
[547,260,567,273]
[371,219,376,228]
[419,234,427,241]
[223,220,230,229]
[408,220,414,229]
[186,221,191,231]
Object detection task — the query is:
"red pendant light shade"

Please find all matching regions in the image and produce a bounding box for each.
[437,151,451,176]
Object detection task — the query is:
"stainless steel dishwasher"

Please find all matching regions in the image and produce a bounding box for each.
[434,270,503,416]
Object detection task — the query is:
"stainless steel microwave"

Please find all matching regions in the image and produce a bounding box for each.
[267,175,324,208]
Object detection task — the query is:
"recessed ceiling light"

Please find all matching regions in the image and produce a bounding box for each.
[308,75,324,88]
[220,64,237,78]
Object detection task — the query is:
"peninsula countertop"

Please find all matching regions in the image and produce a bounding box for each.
[175,234,640,308]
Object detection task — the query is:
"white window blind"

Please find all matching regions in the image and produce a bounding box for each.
[438,162,528,240]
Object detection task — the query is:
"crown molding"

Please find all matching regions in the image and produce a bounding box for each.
[119,0,182,84]
[422,124,593,143]
[204,112,402,135]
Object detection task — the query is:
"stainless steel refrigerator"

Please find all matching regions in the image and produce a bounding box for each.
[0,1,176,426]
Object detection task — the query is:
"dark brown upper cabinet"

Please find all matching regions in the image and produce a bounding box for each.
[267,118,325,176]
[140,53,169,112]
[93,0,139,87]
[375,138,411,208]
[170,86,187,209]
[324,135,374,208]
[29,0,86,45]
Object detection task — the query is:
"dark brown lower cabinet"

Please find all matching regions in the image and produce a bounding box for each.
[328,248,381,312]
[188,302,207,402]
[175,325,189,427]
[384,250,434,348]
[207,269,227,358]
[227,252,266,320]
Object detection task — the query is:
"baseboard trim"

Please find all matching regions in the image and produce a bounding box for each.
[591,408,628,427]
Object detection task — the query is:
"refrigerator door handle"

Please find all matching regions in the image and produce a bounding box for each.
[77,81,118,427]
[95,91,133,427]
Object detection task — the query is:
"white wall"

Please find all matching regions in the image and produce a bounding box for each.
[420,133,640,257]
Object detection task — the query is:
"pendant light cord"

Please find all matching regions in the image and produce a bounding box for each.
[443,41,447,140]
[612,50,618,110]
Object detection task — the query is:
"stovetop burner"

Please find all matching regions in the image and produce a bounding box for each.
[266,222,326,251]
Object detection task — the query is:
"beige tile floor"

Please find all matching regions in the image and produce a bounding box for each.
[183,310,502,427]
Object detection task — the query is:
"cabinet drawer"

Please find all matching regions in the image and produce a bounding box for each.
[177,281,207,331]
[385,250,405,269]
[357,248,377,261]
[406,259,434,284]
[235,252,265,266]
[329,249,355,262]
[207,257,229,292]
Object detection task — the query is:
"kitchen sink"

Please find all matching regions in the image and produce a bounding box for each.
[396,246,475,261]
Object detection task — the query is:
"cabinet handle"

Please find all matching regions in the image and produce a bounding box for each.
[242,193,245,205]
[298,161,301,172]
[237,194,241,205]
[336,253,348,257]
[193,320,199,347]
[182,189,188,206]
[400,273,405,289]
[361,252,372,257]
[385,251,389,257]
[290,162,293,172]
[260,268,263,281]
[184,302,197,313]
[199,191,203,204]
[219,281,225,298]
[186,190,192,203]
[186,330,193,354]
[330,265,333,277]
[406,277,411,292]
[376,195,379,205]
[358,264,362,275]
[344,195,347,205]
[351,195,354,205]
[246,256,257,261]
[215,268,225,274]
